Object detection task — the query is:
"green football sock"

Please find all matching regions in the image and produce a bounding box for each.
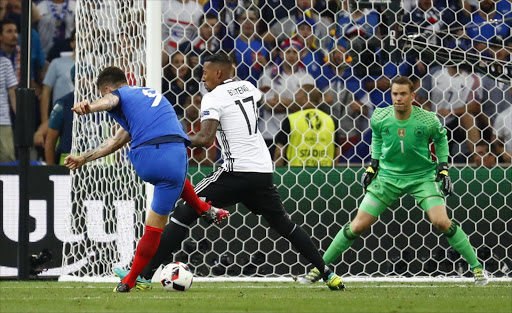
[444,224,481,269]
[323,224,359,265]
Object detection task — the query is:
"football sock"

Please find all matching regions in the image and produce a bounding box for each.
[266,214,329,280]
[323,224,359,265]
[288,225,331,280]
[181,179,210,215]
[443,223,481,269]
[122,225,163,288]
[140,219,190,280]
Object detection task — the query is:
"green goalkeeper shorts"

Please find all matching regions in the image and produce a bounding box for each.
[360,175,445,217]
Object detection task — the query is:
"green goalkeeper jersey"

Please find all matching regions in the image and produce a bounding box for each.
[370,106,449,179]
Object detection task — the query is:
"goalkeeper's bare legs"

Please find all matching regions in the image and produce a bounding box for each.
[426,204,487,285]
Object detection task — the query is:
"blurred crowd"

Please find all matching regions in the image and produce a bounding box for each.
[0,0,511,167]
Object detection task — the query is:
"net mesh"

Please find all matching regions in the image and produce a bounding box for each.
[64,0,512,280]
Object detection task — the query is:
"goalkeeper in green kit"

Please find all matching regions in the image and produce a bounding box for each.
[300,77,488,286]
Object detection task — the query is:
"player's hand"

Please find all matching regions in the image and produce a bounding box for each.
[64,155,86,170]
[361,166,376,193]
[436,162,453,196]
[361,159,379,193]
[33,123,48,147]
[72,101,92,115]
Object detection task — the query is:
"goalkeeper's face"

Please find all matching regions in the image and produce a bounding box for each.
[391,83,415,113]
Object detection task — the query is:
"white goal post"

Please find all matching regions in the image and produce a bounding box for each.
[61,0,512,283]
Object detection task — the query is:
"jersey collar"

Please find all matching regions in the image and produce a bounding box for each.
[221,78,235,85]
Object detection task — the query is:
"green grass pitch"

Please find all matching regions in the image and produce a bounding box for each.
[0,281,510,313]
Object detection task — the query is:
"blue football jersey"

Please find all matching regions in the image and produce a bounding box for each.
[109,86,189,148]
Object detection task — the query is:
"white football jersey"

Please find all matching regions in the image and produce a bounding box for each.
[200,79,273,173]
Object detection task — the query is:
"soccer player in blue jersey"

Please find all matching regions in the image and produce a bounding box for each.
[64,66,228,292]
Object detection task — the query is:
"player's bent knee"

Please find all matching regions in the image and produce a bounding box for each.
[171,201,201,226]
[432,218,452,233]
[350,220,371,235]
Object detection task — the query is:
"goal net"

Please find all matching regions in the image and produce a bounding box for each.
[62,0,511,282]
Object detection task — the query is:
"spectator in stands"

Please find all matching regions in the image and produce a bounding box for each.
[162,50,198,121]
[183,93,217,166]
[270,0,332,50]
[233,7,269,87]
[36,0,76,55]
[204,0,252,41]
[179,13,222,78]
[292,17,327,82]
[318,40,370,159]
[491,104,512,163]
[34,29,75,154]
[45,65,74,165]
[5,0,40,28]
[401,0,453,88]
[0,19,19,79]
[258,38,314,156]
[0,0,5,21]
[162,0,203,55]
[0,55,16,163]
[417,64,484,163]
[465,0,512,61]
[274,85,340,166]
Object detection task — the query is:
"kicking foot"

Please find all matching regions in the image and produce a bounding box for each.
[299,267,321,284]
[113,282,131,293]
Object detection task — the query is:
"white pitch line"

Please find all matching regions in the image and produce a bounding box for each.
[0,284,510,290]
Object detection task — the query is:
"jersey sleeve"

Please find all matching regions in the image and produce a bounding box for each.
[48,101,65,131]
[429,112,449,163]
[42,60,58,87]
[200,93,221,122]
[370,110,383,159]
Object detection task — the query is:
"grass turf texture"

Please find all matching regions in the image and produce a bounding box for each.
[0,281,509,313]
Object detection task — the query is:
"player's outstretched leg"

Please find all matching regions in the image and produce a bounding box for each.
[442,222,489,286]
[300,223,359,284]
[264,213,345,290]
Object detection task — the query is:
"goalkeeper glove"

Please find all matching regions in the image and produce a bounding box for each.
[436,162,453,196]
[361,159,379,193]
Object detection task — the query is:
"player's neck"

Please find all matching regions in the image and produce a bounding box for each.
[394,107,412,121]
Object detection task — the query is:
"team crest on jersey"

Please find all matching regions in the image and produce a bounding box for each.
[414,126,425,138]
[397,128,406,138]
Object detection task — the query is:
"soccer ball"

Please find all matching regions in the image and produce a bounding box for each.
[160,262,193,291]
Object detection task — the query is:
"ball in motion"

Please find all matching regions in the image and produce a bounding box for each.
[160,262,193,291]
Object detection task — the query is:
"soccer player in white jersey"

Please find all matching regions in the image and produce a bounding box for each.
[117,52,345,290]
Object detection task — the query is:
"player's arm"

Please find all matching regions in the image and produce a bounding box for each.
[64,127,131,170]
[45,128,59,165]
[72,93,120,115]
[431,114,449,164]
[189,119,219,148]
[362,112,382,192]
[431,114,452,195]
